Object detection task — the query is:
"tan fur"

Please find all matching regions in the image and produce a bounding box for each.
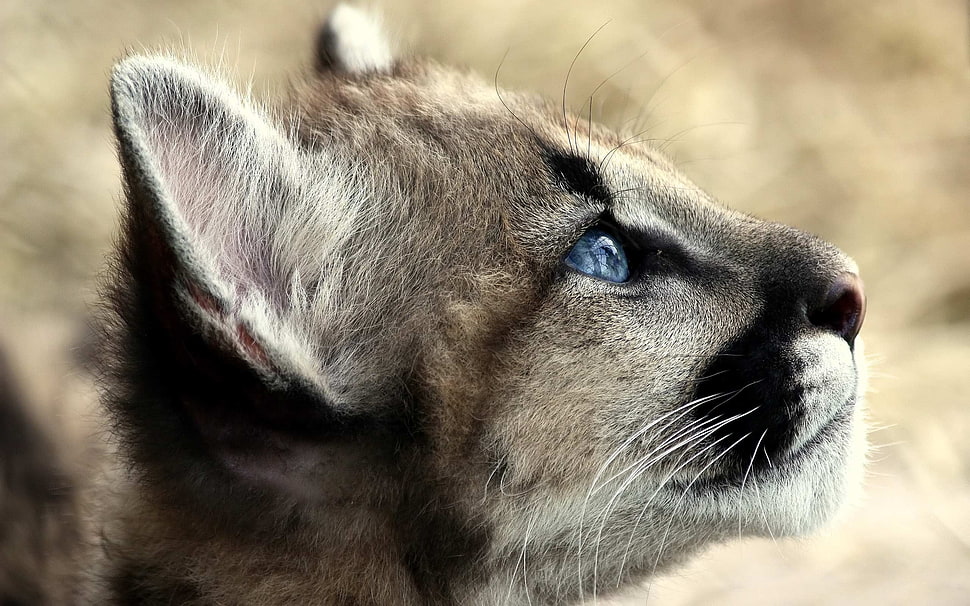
[1,5,867,604]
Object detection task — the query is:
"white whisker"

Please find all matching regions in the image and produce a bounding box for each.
[642,432,751,601]
[738,429,769,539]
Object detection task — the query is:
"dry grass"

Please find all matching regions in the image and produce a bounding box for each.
[1,0,968,603]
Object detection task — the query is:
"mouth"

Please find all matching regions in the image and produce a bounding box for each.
[780,394,856,464]
[670,391,857,494]
[688,331,862,471]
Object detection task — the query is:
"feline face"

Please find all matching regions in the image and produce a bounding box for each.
[104,5,866,603]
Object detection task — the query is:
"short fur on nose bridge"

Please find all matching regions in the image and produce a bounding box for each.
[809,272,866,346]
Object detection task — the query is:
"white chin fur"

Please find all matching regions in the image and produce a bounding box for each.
[703,337,868,537]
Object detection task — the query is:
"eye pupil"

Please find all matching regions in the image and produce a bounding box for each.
[564,227,630,283]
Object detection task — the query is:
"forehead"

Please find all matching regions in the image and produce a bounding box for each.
[296,59,676,168]
[293,60,725,246]
[296,62,519,139]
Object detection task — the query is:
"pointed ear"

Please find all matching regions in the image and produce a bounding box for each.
[315,4,395,74]
[110,56,332,403]
[109,57,412,504]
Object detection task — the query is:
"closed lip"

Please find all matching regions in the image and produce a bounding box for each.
[784,395,854,462]
[667,395,855,493]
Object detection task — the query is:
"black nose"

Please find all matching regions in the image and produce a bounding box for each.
[809,272,866,346]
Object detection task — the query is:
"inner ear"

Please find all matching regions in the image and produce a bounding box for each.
[315,3,395,74]
[111,56,324,392]
[108,55,403,506]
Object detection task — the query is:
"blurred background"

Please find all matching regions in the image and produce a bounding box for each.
[1,0,967,603]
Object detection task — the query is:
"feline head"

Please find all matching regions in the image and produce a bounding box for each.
[103,5,866,603]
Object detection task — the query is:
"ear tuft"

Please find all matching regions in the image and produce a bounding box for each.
[316,4,394,74]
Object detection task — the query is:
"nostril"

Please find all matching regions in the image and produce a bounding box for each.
[809,273,866,346]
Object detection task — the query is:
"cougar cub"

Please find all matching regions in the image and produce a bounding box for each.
[20,4,871,604]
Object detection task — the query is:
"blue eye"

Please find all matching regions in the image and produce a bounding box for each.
[564,227,630,283]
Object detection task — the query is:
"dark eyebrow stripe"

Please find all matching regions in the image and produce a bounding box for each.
[539,144,611,206]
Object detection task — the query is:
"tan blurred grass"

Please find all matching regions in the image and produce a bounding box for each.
[1,0,968,603]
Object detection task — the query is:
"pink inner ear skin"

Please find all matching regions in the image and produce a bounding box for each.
[235,323,271,367]
[187,282,223,315]
[187,282,272,368]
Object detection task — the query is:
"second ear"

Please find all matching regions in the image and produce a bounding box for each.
[315,4,395,74]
